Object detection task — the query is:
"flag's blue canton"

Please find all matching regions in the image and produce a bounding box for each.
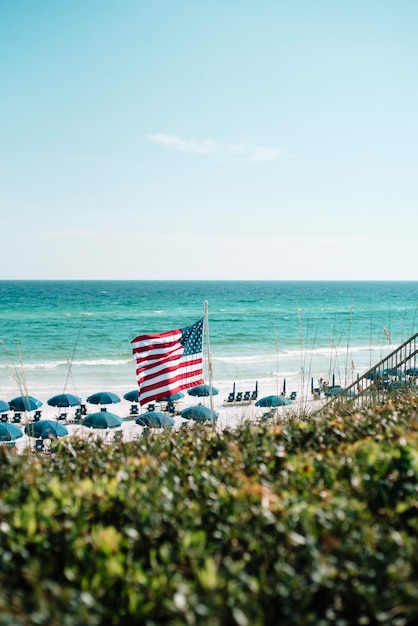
[180,319,203,356]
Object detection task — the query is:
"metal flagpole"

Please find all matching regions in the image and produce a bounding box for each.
[204,300,216,427]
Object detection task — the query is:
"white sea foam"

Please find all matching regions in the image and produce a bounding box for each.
[18,362,63,370]
[214,354,280,364]
[214,343,391,363]
[1,358,133,371]
[70,358,132,367]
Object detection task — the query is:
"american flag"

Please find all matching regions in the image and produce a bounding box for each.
[131,318,204,406]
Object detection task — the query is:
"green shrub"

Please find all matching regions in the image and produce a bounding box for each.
[1,396,418,624]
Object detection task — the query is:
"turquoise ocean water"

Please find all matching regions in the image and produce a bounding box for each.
[0,281,417,403]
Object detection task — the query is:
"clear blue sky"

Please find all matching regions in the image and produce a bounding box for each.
[1,1,417,280]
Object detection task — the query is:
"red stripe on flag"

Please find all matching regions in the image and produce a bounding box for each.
[131,319,204,405]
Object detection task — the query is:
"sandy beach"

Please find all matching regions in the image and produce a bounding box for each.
[3,376,323,455]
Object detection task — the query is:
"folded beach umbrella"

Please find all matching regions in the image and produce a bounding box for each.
[25,420,68,440]
[47,393,82,407]
[0,399,10,413]
[9,395,43,412]
[180,405,219,422]
[255,395,291,408]
[86,391,121,405]
[135,411,175,428]
[187,384,219,397]
[82,411,122,429]
[0,422,23,442]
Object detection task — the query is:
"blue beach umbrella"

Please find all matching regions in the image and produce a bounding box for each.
[388,381,404,391]
[47,393,82,408]
[123,390,139,402]
[82,411,122,429]
[406,367,418,376]
[187,384,219,397]
[124,390,185,403]
[324,385,342,396]
[0,422,23,442]
[25,420,68,439]
[135,411,175,428]
[325,386,357,397]
[383,368,405,378]
[255,395,291,408]
[366,370,387,380]
[9,395,42,412]
[0,399,10,413]
[180,405,219,422]
[87,391,121,405]
[159,392,185,402]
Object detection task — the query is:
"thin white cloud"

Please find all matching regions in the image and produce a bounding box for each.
[148,133,284,161]
[148,134,217,154]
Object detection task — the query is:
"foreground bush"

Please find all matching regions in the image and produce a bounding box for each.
[1,396,418,625]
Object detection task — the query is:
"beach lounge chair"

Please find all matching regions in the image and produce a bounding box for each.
[113,431,123,444]
[12,413,22,423]
[1,413,8,422]
[251,390,258,401]
[57,412,67,421]
[227,392,235,403]
[235,392,243,403]
[74,407,82,421]
[35,439,44,452]
[243,391,251,402]
[129,404,139,415]
[290,391,297,400]
[34,410,42,421]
